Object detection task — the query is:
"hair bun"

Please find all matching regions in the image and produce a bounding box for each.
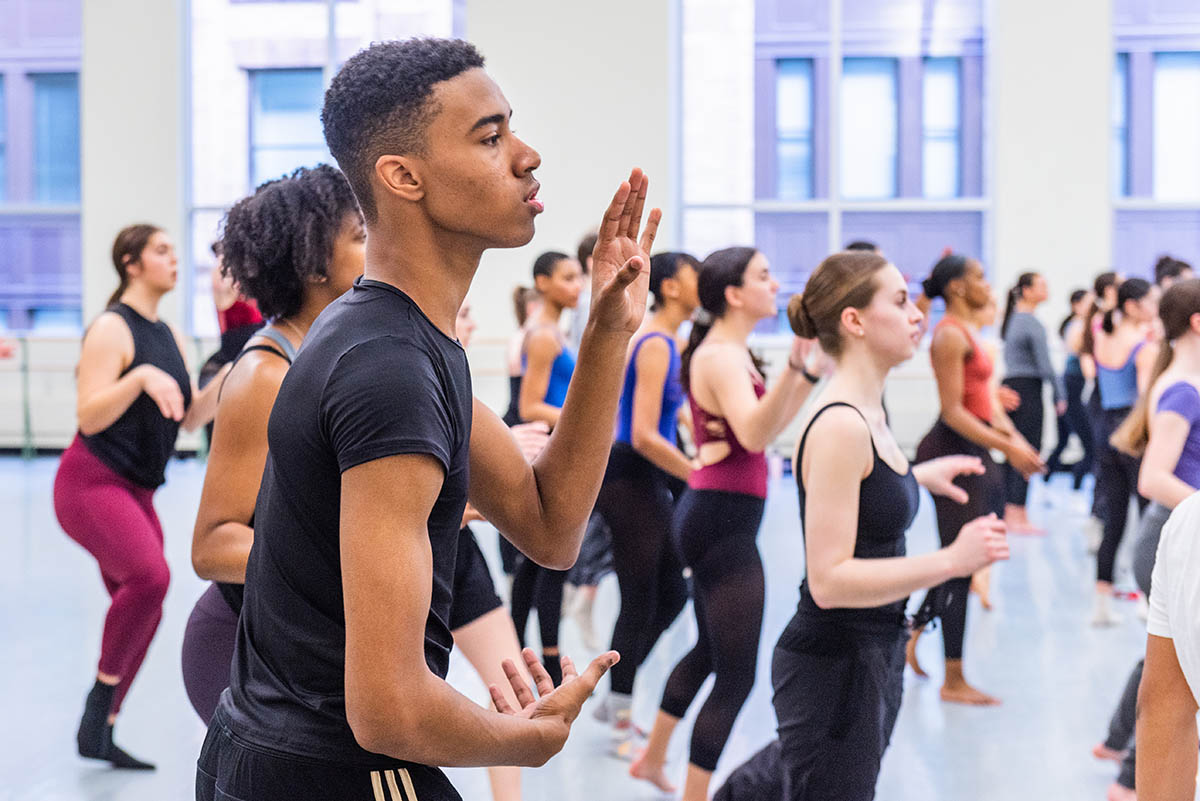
[921,276,941,300]
[787,293,817,338]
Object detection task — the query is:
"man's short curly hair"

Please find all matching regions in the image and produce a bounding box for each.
[321,38,485,222]
[218,164,361,320]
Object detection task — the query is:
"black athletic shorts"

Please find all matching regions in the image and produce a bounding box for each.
[449,526,503,631]
[197,704,462,800]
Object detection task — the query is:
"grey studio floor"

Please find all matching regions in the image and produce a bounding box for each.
[0,454,1181,801]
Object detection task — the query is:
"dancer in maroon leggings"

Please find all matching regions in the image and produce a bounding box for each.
[55,224,223,769]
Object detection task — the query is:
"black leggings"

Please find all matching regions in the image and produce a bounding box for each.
[1047,370,1093,489]
[595,443,688,696]
[1002,377,1044,507]
[913,419,1003,661]
[659,489,766,773]
[1094,407,1147,584]
[509,562,567,651]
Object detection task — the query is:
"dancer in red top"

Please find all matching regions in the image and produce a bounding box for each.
[906,252,1043,705]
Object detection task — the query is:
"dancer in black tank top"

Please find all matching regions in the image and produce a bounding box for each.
[182,164,365,724]
[54,224,225,770]
[715,251,1008,801]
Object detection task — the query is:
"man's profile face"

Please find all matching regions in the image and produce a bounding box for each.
[413,68,543,249]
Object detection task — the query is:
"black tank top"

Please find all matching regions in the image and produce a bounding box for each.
[215,327,298,616]
[80,303,192,489]
[793,402,920,634]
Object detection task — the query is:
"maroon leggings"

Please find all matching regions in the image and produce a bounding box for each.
[53,436,170,714]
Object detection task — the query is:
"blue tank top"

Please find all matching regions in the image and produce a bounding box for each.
[615,332,684,445]
[1096,341,1145,411]
[521,327,576,409]
[544,346,575,408]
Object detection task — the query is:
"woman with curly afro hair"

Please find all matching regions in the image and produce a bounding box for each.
[181,163,364,723]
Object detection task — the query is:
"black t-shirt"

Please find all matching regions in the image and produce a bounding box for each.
[222,277,472,768]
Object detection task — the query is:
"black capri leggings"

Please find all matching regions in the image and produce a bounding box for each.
[595,442,688,697]
[913,419,1004,661]
[1093,406,1147,584]
[659,488,766,773]
[714,624,907,801]
[1047,370,1093,489]
[1002,377,1044,507]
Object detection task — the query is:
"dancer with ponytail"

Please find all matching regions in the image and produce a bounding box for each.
[592,251,700,755]
[1000,271,1062,533]
[509,250,583,684]
[183,165,365,724]
[1090,279,1200,799]
[631,247,825,800]
[714,250,1008,801]
[905,253,1042,705]
[1090,277,1158,625]
[55,224,225,770]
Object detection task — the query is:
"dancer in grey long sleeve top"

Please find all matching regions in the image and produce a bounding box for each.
[1004,311,1065,403]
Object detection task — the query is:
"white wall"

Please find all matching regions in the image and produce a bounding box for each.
[463,0,677,412]
[81,0,187,325]
[990,0,1113,307]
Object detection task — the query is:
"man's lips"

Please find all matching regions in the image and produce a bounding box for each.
[525,183,543,213]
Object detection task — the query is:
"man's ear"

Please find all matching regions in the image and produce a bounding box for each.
[375,154,424,203]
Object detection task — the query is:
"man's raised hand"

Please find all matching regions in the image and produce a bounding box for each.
[588,168,662,336]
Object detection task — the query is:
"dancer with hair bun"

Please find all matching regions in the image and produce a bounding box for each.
[905,253,1041,705]
[714,250,1008,801]
[631,246,825,801]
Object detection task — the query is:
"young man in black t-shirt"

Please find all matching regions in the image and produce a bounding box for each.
[196,38,661,801]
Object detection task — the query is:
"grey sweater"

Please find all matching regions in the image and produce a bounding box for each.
[1003,311,1064,403]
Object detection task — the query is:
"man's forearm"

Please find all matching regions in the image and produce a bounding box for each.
[526,322,630,558]
[356,672,553,768]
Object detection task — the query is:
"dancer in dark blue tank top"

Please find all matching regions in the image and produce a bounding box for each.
[511,250,583,683]
[592,252,700,754]
[182,165,365,725]
[714,251,1008,801]
[54,224,225,770]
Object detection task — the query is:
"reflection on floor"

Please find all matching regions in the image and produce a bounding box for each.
[0,456,1172,800]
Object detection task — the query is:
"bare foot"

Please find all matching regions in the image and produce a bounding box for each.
[940,683,1001,706]
[630,750,676,793]
[970,569,993,611]
[905,627,928,677]
[1092,742,1127,762]
[1106,781,1136,801]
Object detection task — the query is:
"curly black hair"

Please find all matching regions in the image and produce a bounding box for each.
[321,38,485,222]
[218,164,361,320]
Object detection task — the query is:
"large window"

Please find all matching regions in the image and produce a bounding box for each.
[685,0,986,330]
[1112,2,1200,280]
[923,57,961,199]
[840,58,897,200]
[32,73,81,203]
[0,1,82,332]
[1112,53,1129,198]
[775,59,814,201]
[249,68,329,187]
[0,77,6,203]
[1153,52,1200,200]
